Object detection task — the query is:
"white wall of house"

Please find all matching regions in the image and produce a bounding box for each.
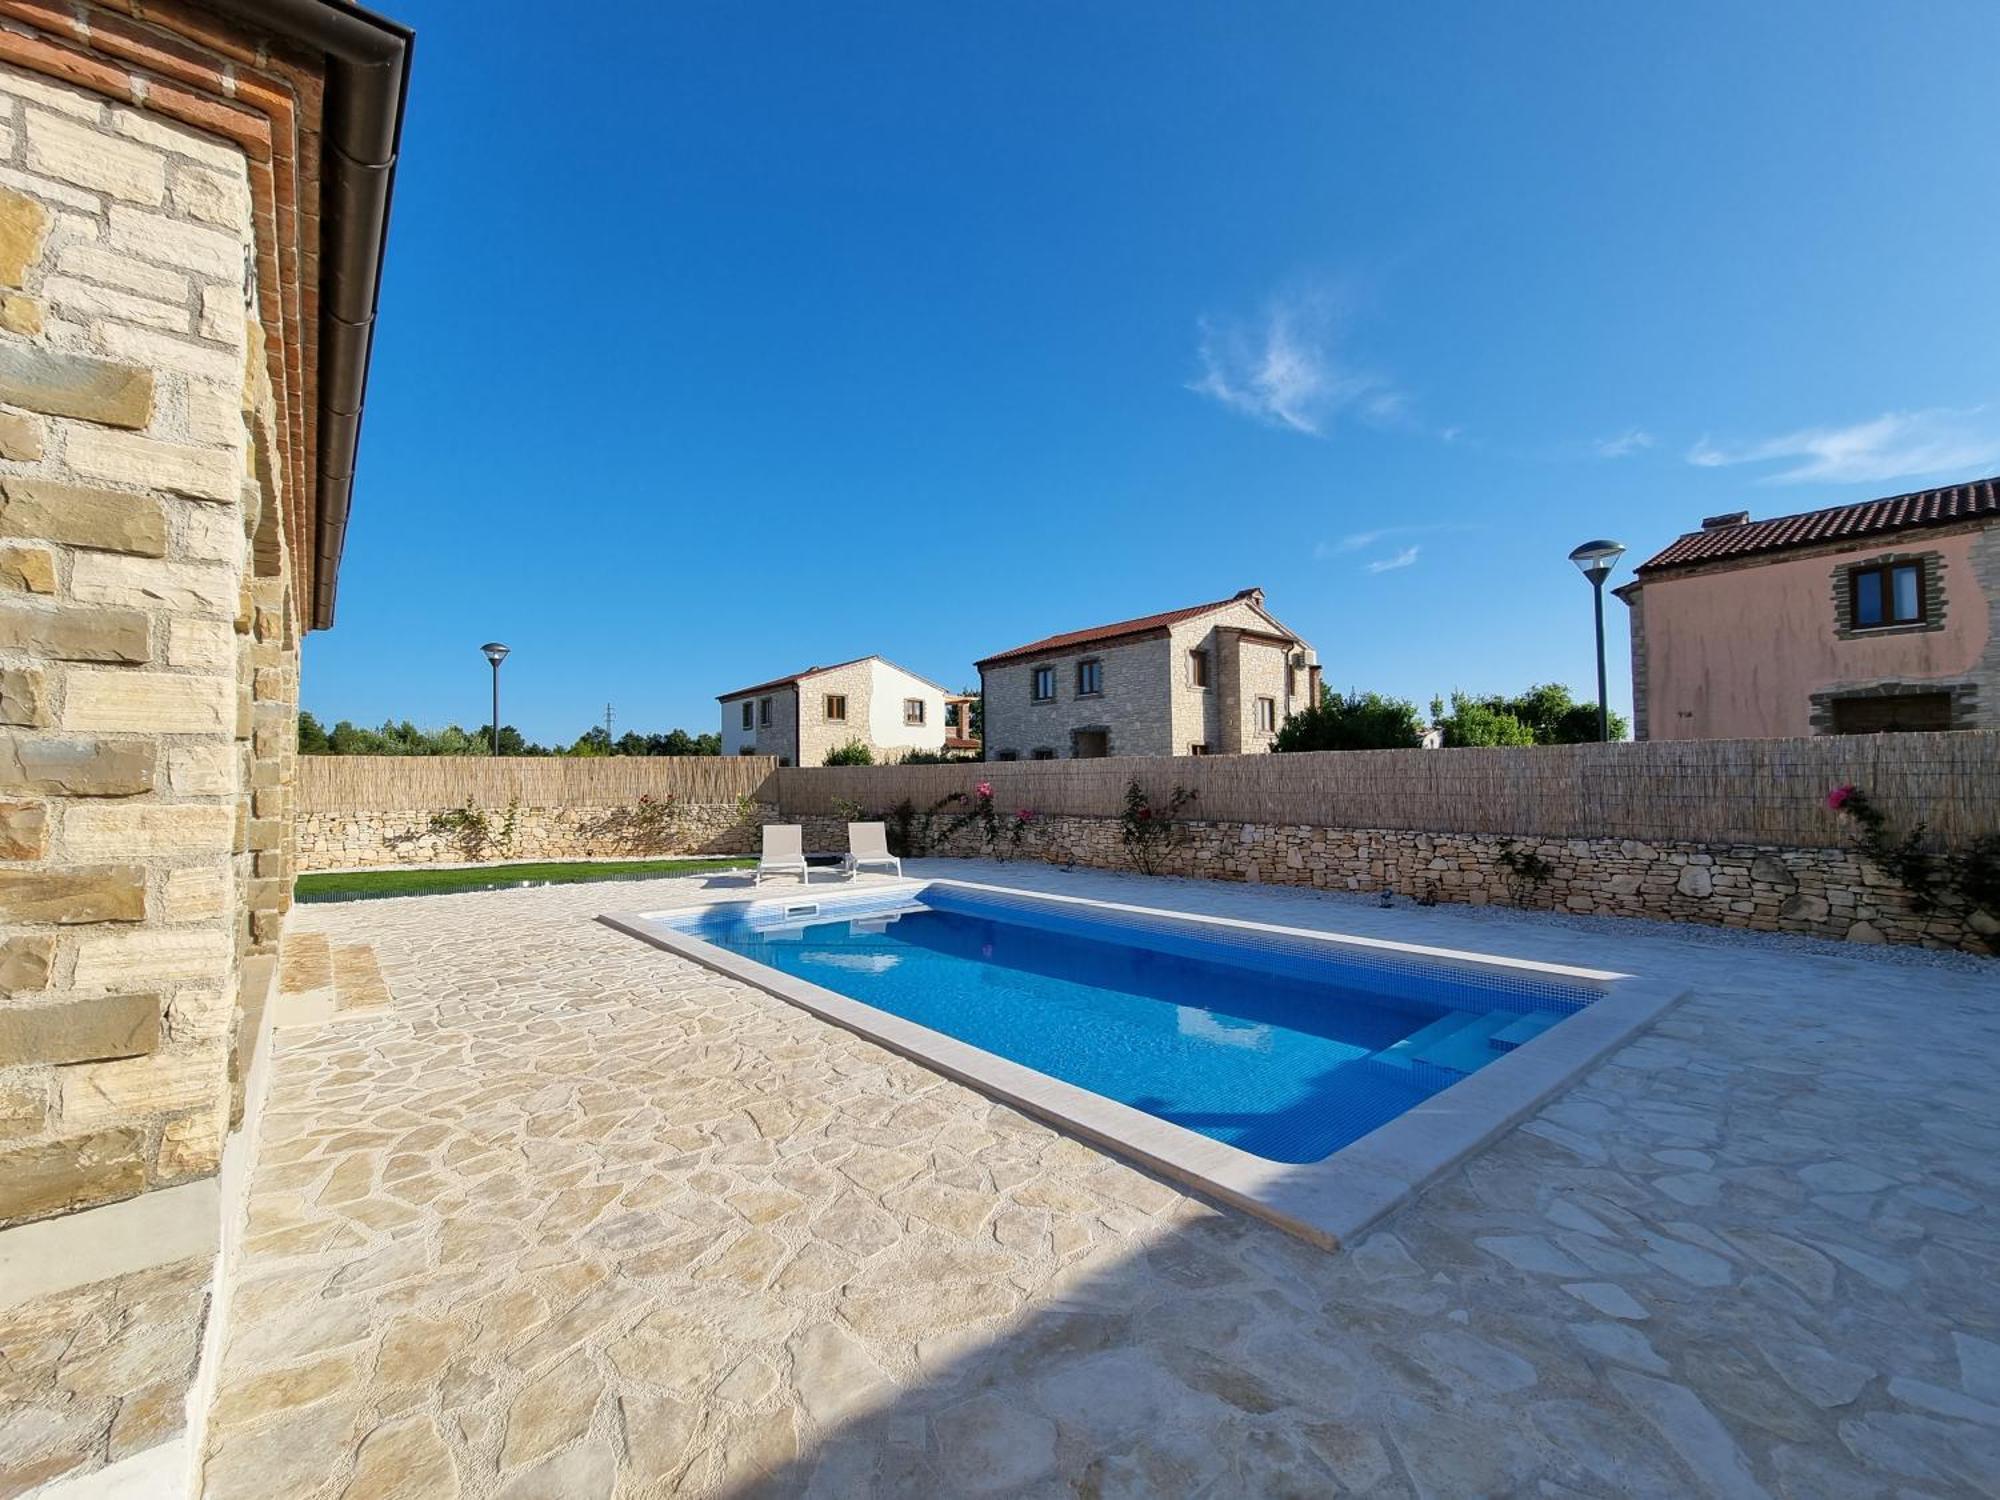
[721,696,755,756]
[722,659,947,765]
[865,661,947,756]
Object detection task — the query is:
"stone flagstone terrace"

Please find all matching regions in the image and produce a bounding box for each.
[196,861,2000,1498]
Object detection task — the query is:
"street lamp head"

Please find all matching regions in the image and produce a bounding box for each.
[1567,539,1626,585]
[480,642,510,667]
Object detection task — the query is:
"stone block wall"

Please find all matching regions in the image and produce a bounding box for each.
[900,813,1995,953]
[295,800,782,871]
[983,635,1173,761]
[0,63,275,1227]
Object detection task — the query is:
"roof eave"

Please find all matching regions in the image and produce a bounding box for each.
[198,0,414,632]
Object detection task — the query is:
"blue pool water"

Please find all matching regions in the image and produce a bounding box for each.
[675,889,1593,1164]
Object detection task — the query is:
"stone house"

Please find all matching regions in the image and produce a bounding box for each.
[719,656,965,766]
[977,587,1320,760]
[0,1,410,1488]
[1617,477,2000,739]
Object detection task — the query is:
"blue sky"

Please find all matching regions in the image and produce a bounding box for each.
[306,1,2000,743]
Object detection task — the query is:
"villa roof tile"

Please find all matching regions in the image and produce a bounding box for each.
[717,656,952,702]
[1637,476,2000,575]
[976,589,1296,669]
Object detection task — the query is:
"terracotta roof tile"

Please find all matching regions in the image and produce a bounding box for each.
[1637,476,2000,574]
[716,656,954,702]
[976,590,1293,669]
[715,656,875,702]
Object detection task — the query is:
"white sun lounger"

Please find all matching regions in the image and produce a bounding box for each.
[753,824,809,886]
[842,821,902,880]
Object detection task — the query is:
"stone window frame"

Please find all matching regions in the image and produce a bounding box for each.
[823,694,847,723]
[758,696,772,726]
[903,698,925,726]
[1831,549,1948,640]
[1076,657,1103,698]
[1254,695,1277,733]
[1069,725,1113,758]
[1031,747,1057,760]
[1808,679,1981,735]
[740,701,753,730]
[1187,648,1211,689]
[1030,664,1056,704]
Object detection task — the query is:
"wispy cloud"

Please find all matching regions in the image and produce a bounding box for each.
[1187,290,1401,437]
[1312,522,1479,562]
[1687,407,2000,485]
[1365,545,1421,574]
[1315,529,1386,558]
[1595,428,1654,459]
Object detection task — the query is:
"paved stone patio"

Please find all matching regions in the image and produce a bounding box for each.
[199,861,1999,1498]
[0,1253,209,1497]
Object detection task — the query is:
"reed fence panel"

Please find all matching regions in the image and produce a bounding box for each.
[772,732,2000,850]
[295,755,779,814]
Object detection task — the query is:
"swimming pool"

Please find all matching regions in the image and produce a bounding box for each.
[605,880,1684,1247]
[667,885,1591,1163]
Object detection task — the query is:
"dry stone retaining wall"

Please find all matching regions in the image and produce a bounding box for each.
[904,813,1995,953]
[296,801,783,870]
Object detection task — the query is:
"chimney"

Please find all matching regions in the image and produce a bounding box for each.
[1701,511,1750,530]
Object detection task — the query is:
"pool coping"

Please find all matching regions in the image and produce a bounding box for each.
[598,879,1689,1250]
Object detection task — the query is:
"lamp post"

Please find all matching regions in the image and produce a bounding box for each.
[480,642,510,755]
[1566,540,1626,742]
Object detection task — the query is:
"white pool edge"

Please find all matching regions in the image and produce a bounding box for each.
[598,880,1689,1250]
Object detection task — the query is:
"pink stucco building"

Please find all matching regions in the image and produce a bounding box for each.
[1618,477,2000,739]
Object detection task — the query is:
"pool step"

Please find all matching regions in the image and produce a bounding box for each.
[1414,1011,1519,1074]
[1374,1010,1478,1069]
[1490,1010,1560,1052]
[1378,1009,1544,1076]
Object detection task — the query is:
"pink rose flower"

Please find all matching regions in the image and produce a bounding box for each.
[1826,785,1855,811]
[1016,808,1035,822]
[977,782,992,799]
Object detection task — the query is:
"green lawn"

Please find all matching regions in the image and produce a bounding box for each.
[294,857,755,903]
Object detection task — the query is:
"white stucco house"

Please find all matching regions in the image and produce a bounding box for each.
[718,656,970,765]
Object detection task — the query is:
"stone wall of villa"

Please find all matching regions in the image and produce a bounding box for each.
[0,62,287,1230]
[906,814,1996,953]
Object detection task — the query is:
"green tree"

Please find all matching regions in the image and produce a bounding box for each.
[494,725,540,755]
[568,727,612,757]
[1431,693,1536,747]
[656,728,721,756]
[297,711,330,753]
[1431,683,1627,746]
[1497,682,1627,744]
[1273,687,1424,752]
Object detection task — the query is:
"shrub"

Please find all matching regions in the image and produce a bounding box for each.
[944,780,1035,861]
[1119,778,1197,875]
[1274,688,1423,752]
[1828,784,1999,925]
[425,797,519,859]
[824,739,874,767]
[882,790,967,858]
[1431,684,1627,746]
[1431,693,1536,747]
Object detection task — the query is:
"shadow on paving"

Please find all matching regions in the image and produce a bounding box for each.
[703,1138,1889,1500]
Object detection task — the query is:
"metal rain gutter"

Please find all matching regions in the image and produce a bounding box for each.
[195,0,414,630]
